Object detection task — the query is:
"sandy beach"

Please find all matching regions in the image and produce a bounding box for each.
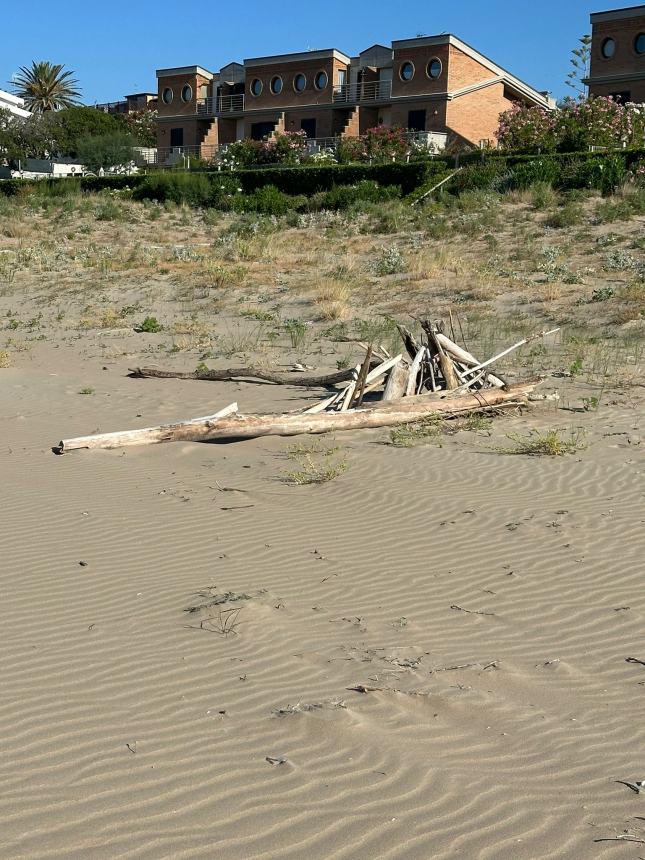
[1,196,644,858]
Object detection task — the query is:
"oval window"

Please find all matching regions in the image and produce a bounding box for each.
[314,70,328,90]
[250,78,263,97]
[400,61,415,81]
[293,73,306,92]
[270,75,283,95]
[162,87,173,104]
[181,84,193,102]
[601,37,616,58]
[635,33,645,54]
[427,58,442,79]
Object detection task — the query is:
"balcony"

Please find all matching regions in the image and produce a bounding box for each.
[332,80,392,104]
[197,95,245,115]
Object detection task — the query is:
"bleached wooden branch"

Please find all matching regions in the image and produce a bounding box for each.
[55,403,238,453]
[406,347,427,397]
[461,329,560,377]
[56,381,541,452]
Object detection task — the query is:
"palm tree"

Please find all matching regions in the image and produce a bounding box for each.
[12,61,81,112]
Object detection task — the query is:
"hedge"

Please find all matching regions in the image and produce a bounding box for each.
[231,161,447,196]
[0,161,446,200]
[449,148,645,195]
[0,174,143,196]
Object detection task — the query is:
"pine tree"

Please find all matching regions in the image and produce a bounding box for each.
[566,36,592,98]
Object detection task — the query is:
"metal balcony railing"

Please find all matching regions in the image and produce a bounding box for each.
[217,94,245,113]
[332,80,392,103]
[197,95,245,115]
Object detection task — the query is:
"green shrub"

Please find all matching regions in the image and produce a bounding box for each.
[512,159,560,189]
[451,162,510,193]
[81,174,142,193]
[372,245,405,275]
[131,172,215,206]
[309,180,401,211]
[96,199,126,221]
[594,196,635,223]
[565,154,627,194]
[134,316,163,333]
[530,181,558,209]
[545,200,585,228]
[232,184,303,215]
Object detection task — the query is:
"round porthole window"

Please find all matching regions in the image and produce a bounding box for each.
[293,73,306,92]
[400,61,415,81]
[181,84,193,102]
[250,78,263,97]
[635,33,645,54]
[314,70,328,90]
[162,87,173,104]
[427,58,442,79]
[601,37,616,58]
[270,75,283,95]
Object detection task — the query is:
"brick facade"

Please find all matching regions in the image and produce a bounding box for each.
[447,82,513,147]
[155,35,552,159]
[587,6,645,101]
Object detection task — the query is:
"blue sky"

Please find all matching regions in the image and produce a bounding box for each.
[2,0,598,103]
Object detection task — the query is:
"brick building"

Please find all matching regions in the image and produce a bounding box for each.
[95,92,157,115]
[586,4,645,102]
[155,34,553,158]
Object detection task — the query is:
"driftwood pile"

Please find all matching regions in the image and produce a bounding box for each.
[55,320,558,454]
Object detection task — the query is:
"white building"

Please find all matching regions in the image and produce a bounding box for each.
[0,89,31,119]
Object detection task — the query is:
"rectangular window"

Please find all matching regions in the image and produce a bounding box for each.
[609,90,631,103]
[170,127,184,147]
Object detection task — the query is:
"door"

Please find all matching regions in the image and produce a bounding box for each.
[407,110,426,132]
[335,69,347,99]
[251,121,275,140]
[300,118,317,139]
[170,127,184,148]
[379,67,393,99]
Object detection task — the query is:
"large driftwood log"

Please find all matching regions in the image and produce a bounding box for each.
[55,403,238,453]
[57,381,540,452]
[128,365,378,388]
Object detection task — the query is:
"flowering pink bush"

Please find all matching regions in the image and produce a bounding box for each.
[363,125,410,161]
[498,97,645,153]
[222,130,308,167]
[497,103,558,152]
[337,126,410,163]
[557,97,643,150]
